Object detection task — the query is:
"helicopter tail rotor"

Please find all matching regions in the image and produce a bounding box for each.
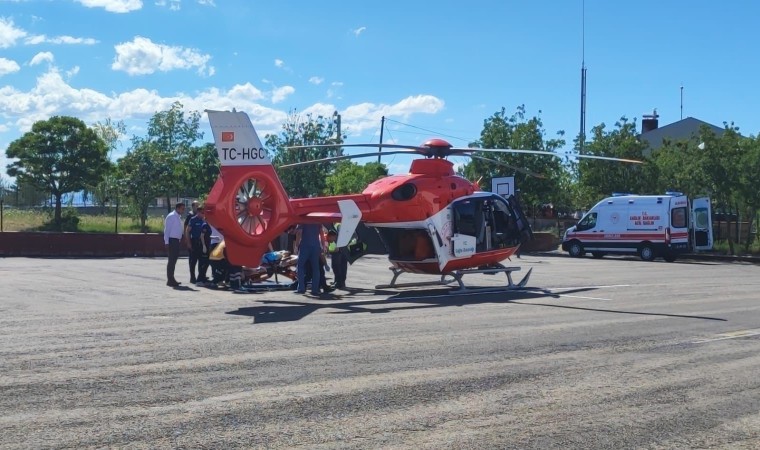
[203,110,293,267]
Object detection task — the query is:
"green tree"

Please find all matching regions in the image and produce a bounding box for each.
[700,124,744,253]
[134,101,203,209]
[573,117,651,208]
[267,112,341,198]
[89,118,126,209]
[177,142,220,198]
[648,139,703,197]
[737,134,760,251]
[117,142,174,231]
[6,116,109,228]
[462,106,567,213]
[324,161,388,195]
[649,124,745,253]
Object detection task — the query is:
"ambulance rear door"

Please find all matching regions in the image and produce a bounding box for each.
[668,195,690,251]
[691,197,713,251]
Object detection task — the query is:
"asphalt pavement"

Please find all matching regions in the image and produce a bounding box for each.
[1,253,760,449]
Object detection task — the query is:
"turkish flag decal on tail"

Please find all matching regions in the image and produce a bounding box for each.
[221,131,234,142]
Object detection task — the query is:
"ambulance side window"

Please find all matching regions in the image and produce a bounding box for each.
[672,207,688,228]
[576,212,597,231]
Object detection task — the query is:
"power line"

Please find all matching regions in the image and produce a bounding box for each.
[383,118,475,144]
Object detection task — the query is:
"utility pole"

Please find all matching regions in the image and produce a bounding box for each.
[579,0,587,154]
[378,116,385,163]
[333,110,342,155]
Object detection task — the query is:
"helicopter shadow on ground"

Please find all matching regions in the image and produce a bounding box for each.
[226,285,726,325]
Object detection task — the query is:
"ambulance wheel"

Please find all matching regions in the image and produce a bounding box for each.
[639,243,656,261]
[568,241,585,258]
[591,252,605,259]
[663,252,677,262]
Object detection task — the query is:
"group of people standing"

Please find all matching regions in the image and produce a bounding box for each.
[293,224,349,296]
[164,201,221,287]
[164,201,353,295]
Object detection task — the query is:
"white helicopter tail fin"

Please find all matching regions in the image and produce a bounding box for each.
[206,110,272,167]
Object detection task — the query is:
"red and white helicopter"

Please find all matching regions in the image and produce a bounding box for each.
[202,110,641,291]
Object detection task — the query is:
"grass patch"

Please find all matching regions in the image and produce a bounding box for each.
[0,208,164,233]
[712,238,760,256]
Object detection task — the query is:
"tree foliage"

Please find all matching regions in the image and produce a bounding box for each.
[88,118,125,208]
[133,101,204,207]
[178,142,220,199]
[267,112,341,198]
[572,117,651,208]
[117,142,174,231]
[324,161,388,195]
[6,116,109,228]
[462,106,567,211]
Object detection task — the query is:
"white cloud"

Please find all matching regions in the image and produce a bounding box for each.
[326,81,343,99]
[0,17,27,48]
[271,86,294,104]
[0,57,20,76]
[274,59,284,68]
[112,36,213,76]
[66,66,80,79]
[301,103,337,119]
[341,95,445,134]
[0,66,444,174]
[75,0,143,13]
[0,67,287,136]
[29,51,54,66]
[25,35,99,45]
[308,76,324,85]
[352,26,366,37]
[155,0,180,11]
[197,0,215,5]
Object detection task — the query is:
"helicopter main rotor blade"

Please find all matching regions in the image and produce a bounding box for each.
[467,154,545,179]
[286,143,425,151]
[279,150,419,168]
[450,147,643,164]
[575,154,644,164]
[450,147,561,157]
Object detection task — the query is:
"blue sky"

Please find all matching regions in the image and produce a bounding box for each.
[1,0,759,178]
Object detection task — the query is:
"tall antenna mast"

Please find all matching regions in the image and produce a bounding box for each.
[579,0,587,154]
[680,84,684,120]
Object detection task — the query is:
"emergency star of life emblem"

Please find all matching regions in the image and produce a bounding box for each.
[221,131,234,142]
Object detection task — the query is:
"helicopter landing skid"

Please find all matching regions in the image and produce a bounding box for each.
[375,264,532,292]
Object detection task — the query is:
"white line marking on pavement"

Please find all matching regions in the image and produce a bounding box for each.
[692,328,760,344]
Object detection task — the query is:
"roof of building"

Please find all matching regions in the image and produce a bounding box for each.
[639,117,724,151]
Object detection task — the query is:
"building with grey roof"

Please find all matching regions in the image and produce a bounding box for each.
[639,110,725,153]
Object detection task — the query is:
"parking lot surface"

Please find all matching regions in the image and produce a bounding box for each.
[1,254,760,449]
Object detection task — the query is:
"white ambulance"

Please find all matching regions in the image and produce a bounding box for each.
[562,193,712,262]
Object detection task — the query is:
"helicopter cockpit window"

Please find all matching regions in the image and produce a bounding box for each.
[575,212,597,231]
[453,200,477,237]
[453,199,488,252]
[391,183,417,201]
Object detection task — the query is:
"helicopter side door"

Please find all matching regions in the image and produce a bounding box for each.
[451,194,533,257]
